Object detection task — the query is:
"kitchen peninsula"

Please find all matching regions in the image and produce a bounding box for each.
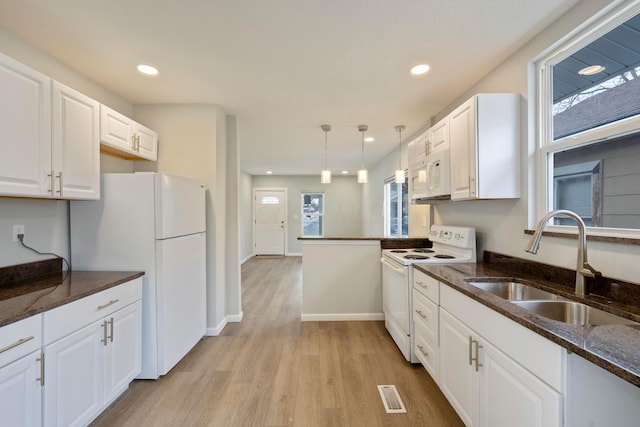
[299,236,430,321]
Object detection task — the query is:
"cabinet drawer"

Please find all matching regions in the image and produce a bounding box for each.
[414,323,439,383]
[412,289,438,344]
[413,269,439,303]
[0,314,42,369]
[44,278,142,345]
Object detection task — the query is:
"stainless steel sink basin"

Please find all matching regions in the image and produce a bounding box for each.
[467,280,568,301]
[511,300,638,326]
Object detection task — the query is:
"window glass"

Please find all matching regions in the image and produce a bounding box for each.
[301,192,324,237]
[539,9,640,233]
[384,176,408,237]
[261,195,280,205]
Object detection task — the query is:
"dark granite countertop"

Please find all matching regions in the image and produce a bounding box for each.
[415,254,640,387]
[0,259,144,328]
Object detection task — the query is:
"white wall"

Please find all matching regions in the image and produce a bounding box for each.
[366,0,640,283]
[0,27,133,269]
[239,171,254,262]
[252,175,363,254]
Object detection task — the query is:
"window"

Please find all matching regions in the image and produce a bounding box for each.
[301,192,324,237]
[537,5,640,234]
[384,174,408,237]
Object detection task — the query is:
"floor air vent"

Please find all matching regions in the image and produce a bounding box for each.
[377,385,407,414]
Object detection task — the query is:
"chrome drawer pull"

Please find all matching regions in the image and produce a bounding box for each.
[108,317,114,342]
[97,299,119,310]
[417,344,429,357]
[415,309,427,319]
[101,320,108,346]
[416,281,428,288]
[36,351,44,386]
[0,336,34,354]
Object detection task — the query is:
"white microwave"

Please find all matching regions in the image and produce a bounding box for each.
[410,149,451,200]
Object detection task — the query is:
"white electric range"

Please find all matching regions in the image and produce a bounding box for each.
[381,225,476,363]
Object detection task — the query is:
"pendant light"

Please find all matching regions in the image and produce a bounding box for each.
[320,124,332,183]
[357,124,369,183]
[394,125,406,183]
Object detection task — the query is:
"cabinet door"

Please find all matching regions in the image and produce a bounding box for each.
[44,322,104,427]
[439,308,478,426]
[429,117,449,153]
[449,97,476,201]
[134,123,158,161]
[0,351,42,427]
[104,301,142,404]
[480,339,561,427]
[0,52,52,197]
[52,81,100,200]
[100,105,135,154]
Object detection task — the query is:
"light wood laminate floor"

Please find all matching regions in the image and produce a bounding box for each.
[91,256,463,427]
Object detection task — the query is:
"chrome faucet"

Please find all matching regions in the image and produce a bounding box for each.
[525,209,600,297]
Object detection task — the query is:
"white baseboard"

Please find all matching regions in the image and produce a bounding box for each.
[226,311,244,322]
[301,313,385,322]
[205,317,228,336]
[286,252,302,257]
[205,311,244,336]
[241,254,254,264]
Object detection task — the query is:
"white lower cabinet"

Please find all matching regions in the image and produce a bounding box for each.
[439,284,563,427]
[43,278,142,427]
[0,350,43,427]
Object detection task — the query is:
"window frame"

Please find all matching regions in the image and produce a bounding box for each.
[301,191,325,237]
[534,0,640,238]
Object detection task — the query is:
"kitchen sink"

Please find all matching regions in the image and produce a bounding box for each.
[466,280,568,301]
[511,300,639,326]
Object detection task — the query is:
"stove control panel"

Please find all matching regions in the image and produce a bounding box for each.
[429,225,476,249]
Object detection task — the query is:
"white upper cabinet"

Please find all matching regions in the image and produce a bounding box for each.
[100,105,158,161]
[0,53,100,199]
[52,81,100,200]
[449,93,520,201]
[427,116,449,155]
[408,130,428,168]
[0,52,52,197]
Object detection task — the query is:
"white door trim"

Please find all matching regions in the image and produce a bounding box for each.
[253,187,287,255]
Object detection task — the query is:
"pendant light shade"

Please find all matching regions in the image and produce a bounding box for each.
[357,124,368,184]
[320,124,331,184]
[394,125,406,183]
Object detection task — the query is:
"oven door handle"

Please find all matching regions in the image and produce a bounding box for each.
[380,257,408,275]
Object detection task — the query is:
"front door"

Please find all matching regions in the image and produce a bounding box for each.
[254,189,286,255]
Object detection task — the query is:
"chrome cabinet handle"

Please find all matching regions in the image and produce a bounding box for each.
[101,320,108,346]
[415,280,428,289]
[415,309,427,320]
[131,134,137,151]
[97,299,119,311]
[56,171,62,196]
[47,170,54,194]
[0,336,34,354]
[36,351,44,386]
[108,317,114,343]
[470,338,482,372]
[417,344,429,357]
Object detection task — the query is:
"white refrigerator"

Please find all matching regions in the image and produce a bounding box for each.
[70,173,206,379]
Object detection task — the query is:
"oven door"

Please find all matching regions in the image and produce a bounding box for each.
[381,256,411,361]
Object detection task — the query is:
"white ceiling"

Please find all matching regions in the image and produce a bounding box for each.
[0,0,581,175]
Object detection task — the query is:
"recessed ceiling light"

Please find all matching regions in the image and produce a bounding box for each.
[410,64,430,75]
[364,137,375,143]
[342,171,348,174]
[578,65,605,76]
[266,171,273,174]
[137,64,159,76]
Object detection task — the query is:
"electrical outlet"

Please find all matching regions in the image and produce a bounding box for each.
[13,225,25,242]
